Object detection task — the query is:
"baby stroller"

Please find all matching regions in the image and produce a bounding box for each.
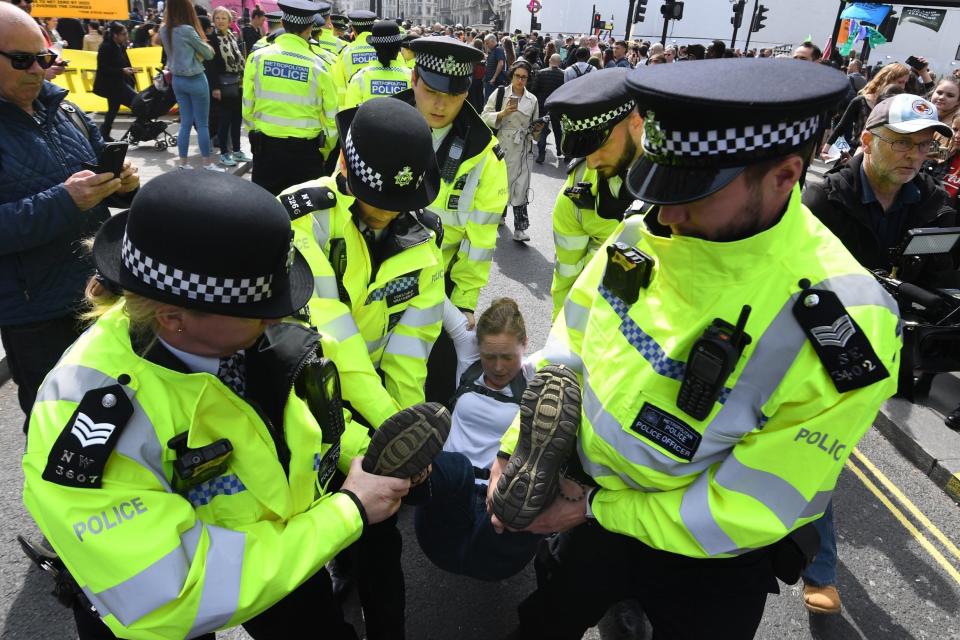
[120,70,178,150]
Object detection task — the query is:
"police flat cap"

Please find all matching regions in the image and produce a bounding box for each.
[545,67,635,159]
[264,10,283,22]
[409,36,482,95]
[347,9,376,28]
[626,59,849,205]
[316,1,331,17]
[330,13,348,29]
[276,0,319,25]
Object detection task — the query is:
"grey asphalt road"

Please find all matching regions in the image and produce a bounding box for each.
[1,136,959,640]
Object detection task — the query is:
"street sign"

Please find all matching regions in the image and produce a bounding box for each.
[527,0,541,14]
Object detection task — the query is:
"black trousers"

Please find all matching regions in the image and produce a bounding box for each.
[216,94,242,155]
[250,133,326,196]
[424,273,459,406]
[0,313,84,433]
[73,566,358,639]
[100,84,137,141]
[518,523,778,640]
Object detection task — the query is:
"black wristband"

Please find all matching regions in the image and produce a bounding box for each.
[457,306,475,314]
[338,489,368,529]
[496,450,511,461]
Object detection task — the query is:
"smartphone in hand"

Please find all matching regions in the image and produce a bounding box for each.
[82,142,129,178]
[905,55,924,71]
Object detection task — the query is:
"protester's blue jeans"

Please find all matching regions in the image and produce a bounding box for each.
[172,73,211,159]
[802,500,837,586]
[414,451,541,581]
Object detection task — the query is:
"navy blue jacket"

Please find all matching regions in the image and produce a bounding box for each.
[0,82,128,325]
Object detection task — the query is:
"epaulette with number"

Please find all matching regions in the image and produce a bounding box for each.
[624,199,656,220]
[42,383,134,489]
[792,280,889,393]
[280,187,337,221]
[492,144,505,161]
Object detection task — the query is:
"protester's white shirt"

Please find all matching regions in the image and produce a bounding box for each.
[440,300,538,478]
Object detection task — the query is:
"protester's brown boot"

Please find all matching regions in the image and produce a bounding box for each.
[803,583,842,614]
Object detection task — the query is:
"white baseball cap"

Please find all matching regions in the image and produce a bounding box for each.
[865,94,953,137]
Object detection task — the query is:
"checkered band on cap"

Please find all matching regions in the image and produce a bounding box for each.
[415,51,472,77]
[368,33,404,45]
[121,233,274,304]
[561,100,636,134]
[344,130,384,192]
[644,114,821,165]
[282,12,314,25]
[351,17,375,26]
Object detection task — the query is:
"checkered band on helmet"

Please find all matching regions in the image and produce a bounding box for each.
[561,100,637,134]
[282,12,314,25]
[344,130,384,191]
[415,52,472,77]
[121,234,274,304]
[644,114,821,161]
[350,17,375,27]
[368,33,405,45]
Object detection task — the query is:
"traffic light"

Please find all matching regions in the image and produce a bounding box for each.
[660,0,683,20]
[635,0,648,23]
[592,12,603,30]
[751,4,769,32]
[731,0,745,28]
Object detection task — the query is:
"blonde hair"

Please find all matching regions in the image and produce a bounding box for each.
[861,63,909,100]
[211,6,233,25]
[82,276,168,344]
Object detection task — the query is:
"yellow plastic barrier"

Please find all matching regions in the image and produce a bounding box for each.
[52,47,166,113]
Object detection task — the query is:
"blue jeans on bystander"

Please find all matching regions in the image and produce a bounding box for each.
[171,73,211,159]
[802,500,837,586]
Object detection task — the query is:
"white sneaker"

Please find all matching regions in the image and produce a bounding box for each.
[513,229,530,242]
[177,164,193,170]
[204,163,226,172]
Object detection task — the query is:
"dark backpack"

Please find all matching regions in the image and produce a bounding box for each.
[449,360,527,410]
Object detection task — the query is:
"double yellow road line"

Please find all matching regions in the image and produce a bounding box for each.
[845,448,960,584]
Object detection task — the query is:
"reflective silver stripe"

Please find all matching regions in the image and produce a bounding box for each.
[556,260,584,277]
[577,439,658,491]
[542,333,583,373]
[319,312,360,342]
[36,365,170,490]
[314,275,339,299]
[457,157,487,214]
[254,89,319,106]
[253,112,321,129]
[366,335,389,354]
[242,97,254,109]
[312,214,331,249]
[582,369,724,476]
[563,297,590,333]
[555,232,590,251]
[83,521,202,626]
[697,272,898,460]
[798,490,833,519]
[714,455,815,529]
[187,525,245,636]
[383,334,431,360]
[399,303,443,328]
[469,210,501,226]
[466,245,494,262]
[678,470,742,556]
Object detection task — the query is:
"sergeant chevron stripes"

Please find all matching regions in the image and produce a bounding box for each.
[71,412,118,448]
[810,315,856,348]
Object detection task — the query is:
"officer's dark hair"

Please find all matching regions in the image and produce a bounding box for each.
[476,298,527,346]
[742,138,816,186]
[251,7,264,19]
[374,41,402,67]
[799,41,822,60]
[574,46,590,62]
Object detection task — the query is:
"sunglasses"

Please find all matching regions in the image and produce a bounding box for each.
[0,50,57,70]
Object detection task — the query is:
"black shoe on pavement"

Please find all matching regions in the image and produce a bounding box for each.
[492,365,581,530]
[362,402,451,478]
[535,155,545,164]
[946,405,960,430]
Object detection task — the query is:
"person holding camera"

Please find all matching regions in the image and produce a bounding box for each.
[0,4,139,432]
[482,59,543,242]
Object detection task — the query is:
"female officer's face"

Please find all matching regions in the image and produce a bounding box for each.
[478,332,526,390]
[162,309,281,358]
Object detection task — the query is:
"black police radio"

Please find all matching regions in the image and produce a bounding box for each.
[295,357,346,444]
[677,305,752,421]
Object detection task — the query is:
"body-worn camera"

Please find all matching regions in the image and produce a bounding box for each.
[167,433,234,494]
[564,181,595,209]
[602,242,654,304]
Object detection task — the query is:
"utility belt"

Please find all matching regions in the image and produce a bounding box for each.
[251,130,325,155]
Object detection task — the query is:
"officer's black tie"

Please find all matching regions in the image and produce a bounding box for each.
[217,352,246,396]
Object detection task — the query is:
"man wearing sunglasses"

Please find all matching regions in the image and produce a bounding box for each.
[0,3,139,433]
